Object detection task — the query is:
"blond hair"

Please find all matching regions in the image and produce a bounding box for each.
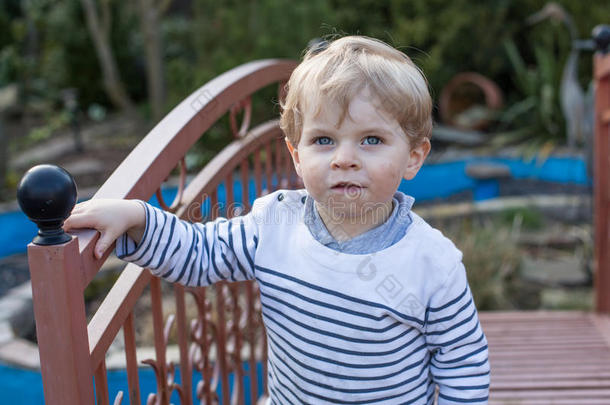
[280,36,432,147]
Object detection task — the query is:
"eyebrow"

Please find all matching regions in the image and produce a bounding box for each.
[304,126,394,137]
[303,127,335,135]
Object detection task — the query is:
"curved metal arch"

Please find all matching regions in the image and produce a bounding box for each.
[176,120,284,221]
[71,59,296,287]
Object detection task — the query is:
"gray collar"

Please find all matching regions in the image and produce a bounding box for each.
[303,192,414,254]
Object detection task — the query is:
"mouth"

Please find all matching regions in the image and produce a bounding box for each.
[330,182,365,194]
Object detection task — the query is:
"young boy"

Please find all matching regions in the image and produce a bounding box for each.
[65,36,490,404]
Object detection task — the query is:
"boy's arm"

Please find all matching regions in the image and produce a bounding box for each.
[424,262,490,404]
[114,202,259,286]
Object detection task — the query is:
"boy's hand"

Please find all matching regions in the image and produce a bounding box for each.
[63,199,146,259]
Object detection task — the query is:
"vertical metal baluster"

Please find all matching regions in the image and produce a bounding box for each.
[226,173,235,218]
[262,314,269,399]
[151,276,170,404]
[94,360,110,405]
[210,189,219,220]
[123,311,141,405]
[241,159,251,213]
[175,284,193,404]
[246,282,259,401]
[274,139,284,189]
[230,283,245,405]
[216,282,231,401]
[254,148,263,197]
[199,288,216,405]
[264,142,273,192]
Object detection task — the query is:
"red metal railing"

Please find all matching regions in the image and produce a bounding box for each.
[22,29,610,405]
[595,48,610,313]
[27,59,297,405]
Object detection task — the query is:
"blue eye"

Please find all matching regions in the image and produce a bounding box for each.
[314,136,333,145]
[363,136,382,145]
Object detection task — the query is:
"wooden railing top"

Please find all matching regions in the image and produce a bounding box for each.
[69,59,297,288]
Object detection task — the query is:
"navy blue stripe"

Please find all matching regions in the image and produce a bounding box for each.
[239,218,255,272]
[427,299,472,325]
[426,384,436,405]
[256,265,424,326]
[257,278,394,322]
[185,229,200,285]
[122,201,149,258]
[161,224,186,279]
[196,224,208,286]
[433,344,488,365]
[434,371,490,380]
[270,357,430,404]
[132,205,158,262]
[437,392,488,403]
[426,307,477,336]
[432,358,488,371]
[263,304,411,345]
[169,238,181,260]
[220,252,237,281]
[267,325,427,371]
[268,360,309,404]
[260,290,400,333]
[267,340,428,394]
[152,216,176,269]
[451,332,486,352]
[269,385,300,405]
[450,383,490,390]
[267,330,427,382]
[226,220,248,279]
[263,311,421,357]
[141,209,168,268]
[427,321,481,348]
[427,286,468,313]
[209,223,225,282]
[164,225,196,281]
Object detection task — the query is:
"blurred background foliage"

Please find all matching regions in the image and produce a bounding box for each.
[1,0,609,166]
[0,0,604,310]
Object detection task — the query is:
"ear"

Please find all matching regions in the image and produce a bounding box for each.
[285,138,303,177]
[403,138,430,180]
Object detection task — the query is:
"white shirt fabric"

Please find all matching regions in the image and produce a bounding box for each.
[116,189,490,404]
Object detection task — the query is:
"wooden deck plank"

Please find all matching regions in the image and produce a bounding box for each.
[490,399,610,404]
[482,311,610,403]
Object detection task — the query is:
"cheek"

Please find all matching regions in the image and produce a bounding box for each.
[380,163,402,180]
[374,163,404,191]
[298,160,324,184]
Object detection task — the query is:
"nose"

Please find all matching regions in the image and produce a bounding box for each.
[331,143,361,170]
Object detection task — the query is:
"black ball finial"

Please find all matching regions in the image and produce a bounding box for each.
[17,164,77,245]
[593,25,610,54]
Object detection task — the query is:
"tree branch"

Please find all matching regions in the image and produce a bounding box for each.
[100,0,112,37]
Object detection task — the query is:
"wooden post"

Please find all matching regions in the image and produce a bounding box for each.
[594,26,610,313]
[27,237,95,404]
[18,164,94,404]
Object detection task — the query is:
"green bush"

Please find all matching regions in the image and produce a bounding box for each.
[2,0,610,149]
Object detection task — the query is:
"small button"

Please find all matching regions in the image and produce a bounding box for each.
[301,196,306,204]
[277,193,284,201]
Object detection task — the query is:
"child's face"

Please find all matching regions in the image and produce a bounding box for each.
[288,88,430,220]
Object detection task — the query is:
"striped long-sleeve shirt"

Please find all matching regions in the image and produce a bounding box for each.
[116,189,490,404]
